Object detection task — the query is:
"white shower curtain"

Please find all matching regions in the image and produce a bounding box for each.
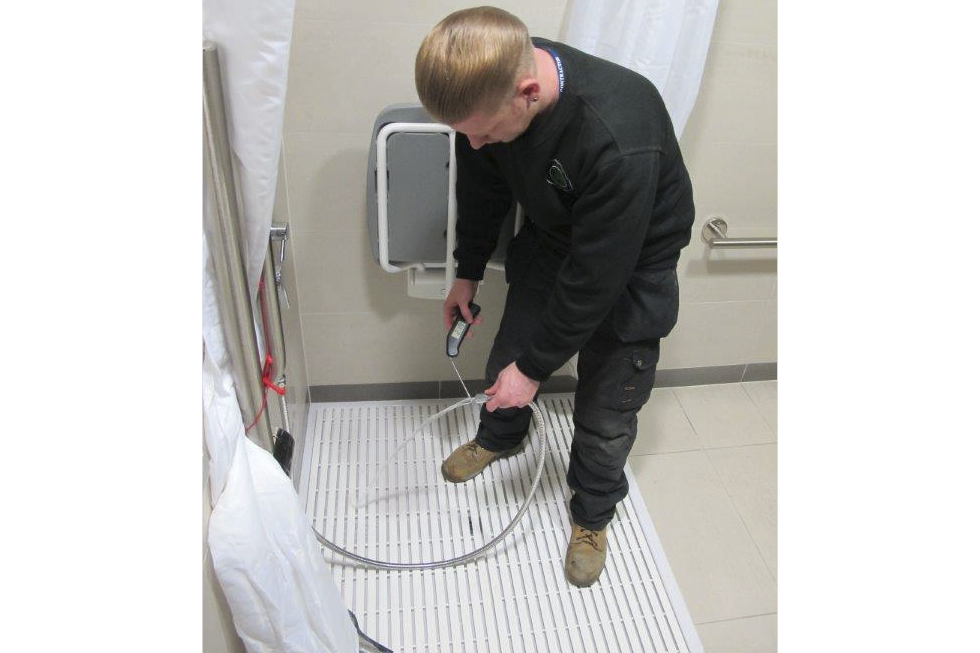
[203,0,295,293]
[202,0,358,650]
[556,0,717,382]
[562,0,719,138]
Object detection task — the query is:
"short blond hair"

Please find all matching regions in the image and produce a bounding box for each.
[415,6,534,124]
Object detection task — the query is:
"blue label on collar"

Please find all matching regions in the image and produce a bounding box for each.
[545,47,565,94]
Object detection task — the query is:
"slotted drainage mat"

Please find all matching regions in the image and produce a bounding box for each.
[300,394,702,653]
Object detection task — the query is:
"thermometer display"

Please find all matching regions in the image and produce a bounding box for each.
[446,302,481,358]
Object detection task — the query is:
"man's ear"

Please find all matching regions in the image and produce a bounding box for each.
[517,78,541,106]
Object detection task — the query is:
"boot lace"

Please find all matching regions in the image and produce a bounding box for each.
[574,528,602,551]
[462,441,482,460]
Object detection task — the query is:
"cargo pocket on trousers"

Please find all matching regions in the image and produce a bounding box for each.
[615,346,659,410]
[612,269,680,342]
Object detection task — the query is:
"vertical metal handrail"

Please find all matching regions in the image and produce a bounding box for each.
[203,42,274,451]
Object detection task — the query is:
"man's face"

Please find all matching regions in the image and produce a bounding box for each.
[450,96,533,150]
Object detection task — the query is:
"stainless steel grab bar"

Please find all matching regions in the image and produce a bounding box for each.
[702,217,776,248]
[203,42,275,451]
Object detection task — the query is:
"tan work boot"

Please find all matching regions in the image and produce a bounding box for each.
[441,439,524,483]
[565,524,608,587]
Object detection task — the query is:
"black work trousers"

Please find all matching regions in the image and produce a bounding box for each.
[474,224,665,531]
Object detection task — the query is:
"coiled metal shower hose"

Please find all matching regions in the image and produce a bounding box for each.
[312,393,548,571]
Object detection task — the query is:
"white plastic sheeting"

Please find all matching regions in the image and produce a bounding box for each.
[202,0,358,649]
[562,0,719,138]
[204,237,357,653]
[203,0,294,294]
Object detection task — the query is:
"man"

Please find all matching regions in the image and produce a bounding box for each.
[415,6,694,588]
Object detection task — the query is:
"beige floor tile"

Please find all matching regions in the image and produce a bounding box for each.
[697,613,777,653]
[708,444,777,580]
[633,389,702,455]
[742,381,777,435]
[629,451,776,624]
[674,384,775,449]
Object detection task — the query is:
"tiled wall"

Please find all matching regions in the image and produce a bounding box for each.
[282,0,776,387]
[666,0,778,370]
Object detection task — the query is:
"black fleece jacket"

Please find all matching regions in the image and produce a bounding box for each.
[453,38,695,382]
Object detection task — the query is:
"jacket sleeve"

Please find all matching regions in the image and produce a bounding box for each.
[453,136,513,281]
[515,151,661,381]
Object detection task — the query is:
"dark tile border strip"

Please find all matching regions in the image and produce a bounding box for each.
[440,377,579,399]
[438,376,578,399]
[310,363,776,402]
[439,378,492,398]
[742,362,777,382]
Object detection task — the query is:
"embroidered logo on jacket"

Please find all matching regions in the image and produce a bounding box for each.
[546,159,574,194]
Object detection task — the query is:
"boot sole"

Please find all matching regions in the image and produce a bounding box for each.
[441,442,526,484]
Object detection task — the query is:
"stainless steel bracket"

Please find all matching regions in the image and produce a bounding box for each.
[270,222,290,309]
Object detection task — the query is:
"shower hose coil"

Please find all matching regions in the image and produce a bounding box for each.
[312,394,548,571]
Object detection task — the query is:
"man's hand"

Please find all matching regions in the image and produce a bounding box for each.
[443,278,483,336]
[485,362,540,412]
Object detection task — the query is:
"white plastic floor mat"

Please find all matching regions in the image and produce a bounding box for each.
[300,394,703,653]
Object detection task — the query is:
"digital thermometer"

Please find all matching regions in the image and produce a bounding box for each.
[446,302,481,358]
